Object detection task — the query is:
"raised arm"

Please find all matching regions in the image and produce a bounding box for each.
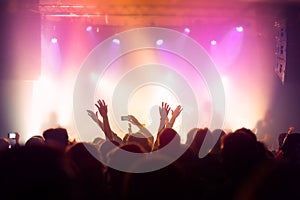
[153,102,171,150]
[86,110,104,131]
[95,99,117,142]
[166,105,183,128]
[275,126,295,159]
[128,115,154,143]
[281,126,295,146]
[158,102,171,133]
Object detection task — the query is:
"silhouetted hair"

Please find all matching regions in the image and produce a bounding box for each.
[281,133,300,160]
[25,136,44,147]
[0,137,10,152]
[157,128,180,149]
[43,128,69,146]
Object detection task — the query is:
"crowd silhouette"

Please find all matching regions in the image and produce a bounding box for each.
[0,99,300,199]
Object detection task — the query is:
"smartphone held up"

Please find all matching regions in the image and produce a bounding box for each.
[121,116,130,121]
[7,132,18,148]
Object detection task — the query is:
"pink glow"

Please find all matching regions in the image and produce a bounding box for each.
[20,21,276,142]
[156,39,163,46]
[236,26,244,32]
[211,40,217,45]
[184,28,190,33]
[86,26,92,32]
[51,37,57,43]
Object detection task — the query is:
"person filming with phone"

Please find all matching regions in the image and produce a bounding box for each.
[7,132,21,149]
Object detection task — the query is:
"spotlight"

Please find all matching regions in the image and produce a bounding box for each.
[184,28,190,33]
[236,26,244,32]
[112,38,120,44]
[51,37,58,44]
[86,26,92,32]
[210,40,217,45]
[156,39,163,46]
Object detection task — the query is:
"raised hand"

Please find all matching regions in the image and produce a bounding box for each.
[171,105,183,119]
[93,99,115,141]
[89,99,122,144]
[95,99,108,118]
[128,115,142,127]
[87,109,104,130]
[158,102,171,133]
[87,110,99,123]
[167,105,183,128]
[159,102,171,121]
[127,115,153,142]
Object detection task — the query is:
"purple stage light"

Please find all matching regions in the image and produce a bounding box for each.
[51,37,58,43]
[236,26,244,32]
[86,26,92,31]
[184,28,190,33]
[156,39,163,46]
[112,38,120,44]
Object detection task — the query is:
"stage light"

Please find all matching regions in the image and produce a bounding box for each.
[236,26,244,32]
[184,28,190,33]
[112,38,120,44]
[156,39,163,46]
[86,26,92,32]
[51,37,58,44]
[211,40,217,45]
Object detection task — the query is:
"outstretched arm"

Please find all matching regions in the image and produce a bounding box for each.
[87,110,104,131]
[166,105,183,128]
[158,102,171,133]
[282,126,295,145]
[128,115,153,143]
[95,99,117,142]
[275,126,295,159]
[153,102,171,151]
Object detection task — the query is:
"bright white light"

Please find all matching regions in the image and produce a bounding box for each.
[221,76,229,89]
[184,28,190,33]
[27,76,56,137]
[112,38,120,44]
[156,39,163,46]
[236,26,244,32]
[27,75,77,142]
[86,26,92,31]
[211,40,217,45]
[128,83,182,141]
[51,37,58,43]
